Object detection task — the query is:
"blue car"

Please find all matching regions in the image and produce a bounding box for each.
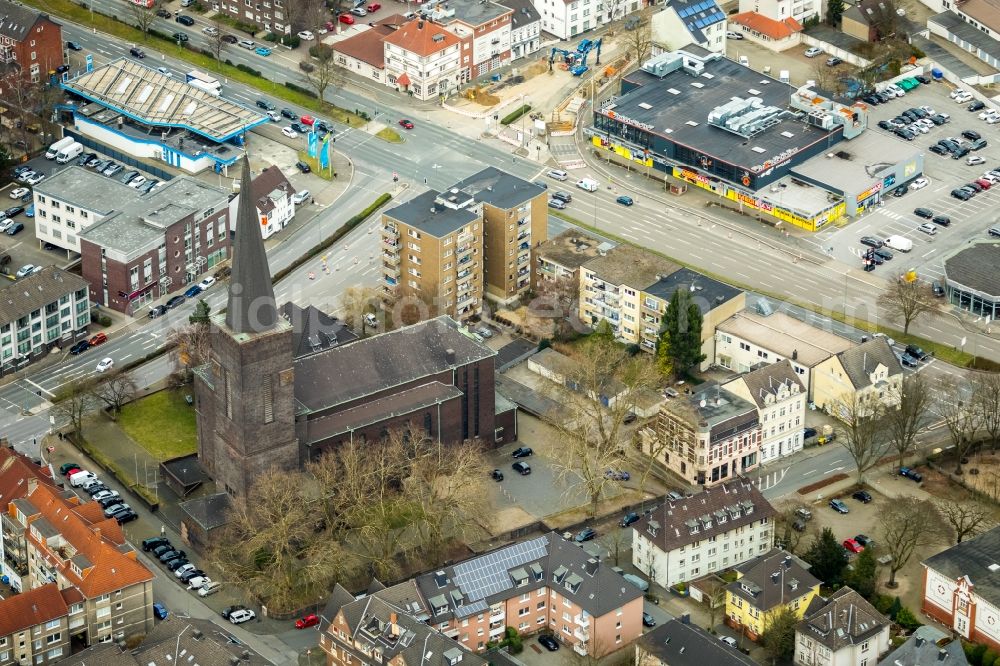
[153,602,168,620]
[616,195,634,206]
[24,205,34,218]
[255,46,271,56]
[184,285,203,298]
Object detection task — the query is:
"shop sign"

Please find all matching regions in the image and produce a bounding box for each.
[856,181,882,203]
[750,147,800,174]
[605,110,654,132]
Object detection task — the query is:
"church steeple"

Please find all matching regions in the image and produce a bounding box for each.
[225,156,279,334]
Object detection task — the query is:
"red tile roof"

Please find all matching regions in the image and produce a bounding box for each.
[21,483,153,598]
[0,583,69,636]
[729,12,803,40]
[333,26,393,68]
[396,72,411,86]
[0,447,59,504]
[382,19,460,57]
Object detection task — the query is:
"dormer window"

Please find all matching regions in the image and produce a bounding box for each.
[552,565,568,584]
[647,520,660,536]
[510,567,529,587]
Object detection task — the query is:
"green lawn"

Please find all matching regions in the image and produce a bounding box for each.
[117,389,198,461]
[376,127,403,143]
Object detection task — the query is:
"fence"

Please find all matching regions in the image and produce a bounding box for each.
[63,130,176,182]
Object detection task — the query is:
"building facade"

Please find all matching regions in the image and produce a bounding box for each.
[424,0,513,79]
[725,549,820,641]
[232,164,296,240]
[32,166,131,256]
[382,19,463,100]
[722,360,806,464]
[216,0,289,34]
[0,583,72,666]
[795,587,890,666]
[500,0,542,59]
[536,0,644,40]
[0,0,62,95]
[637,617,758,665]
[737,0,821,26]
[727,12,803,49]
[0,267,90,374]
[942,241,1000,321]
[631,480,775,588]
[811,338,903,416]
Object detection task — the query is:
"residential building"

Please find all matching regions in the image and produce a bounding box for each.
[795,587,890,666]
[725,549,820,641]
[322,532,642,661]
[811,337,904,415]
[232,164,296,241]
[331,24,396,86]
[534,229,612,286]
[637,616,757,665]
[0,0,62,95]
[424,0,513,79]
[726,12,803,50]
[922,525,1000,653]
[32,166,134,255]
[191,159,515,522]
[924,0,1000,73]
[642,383,761,487]
[0,448,62,592]
[715,306,854,399]
[841,0,881,42]
[3,480,155,648]
[722,360,806,464]
[446,167,547,304]
[631,479,776,588]
[216,0,289,35]
[737,0,820,27]
[651,0,727,55]
[0,583,72,665]
[579,245,744,362]
[0,267,90,374]
[499,0,542,59]
[887,625,968,666]
[382,19,464,100]
[537,0,644,40]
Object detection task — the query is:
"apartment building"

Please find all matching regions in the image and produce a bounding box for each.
[423,0,513,78]
[0,0,62,95]
[811,338,904,416]
[216,0,289,34]
[737,0,821,27]
[323,532,643,661]
[0,267,90,374]
[0,448,63,592]
[499,0,542,59]
[535,0,644,40]
[651,0,727,55]
[637,617,757,666]
[725,549,820,641]
[382,19,463,100]
[534,230,611,286]
[446,167,547,304]
[795,587,890,666]
[722,360,806,464]
[643,383,761,487]
[0,583,72,665]
[579,246,743,364]
[631,479,776,589]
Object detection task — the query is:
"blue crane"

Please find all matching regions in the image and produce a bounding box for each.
[570,38,602,76]
[549,47,577,71]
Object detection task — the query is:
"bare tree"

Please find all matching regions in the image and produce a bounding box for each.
[545,338,660,516]
[884,373,933,469]
[51,379,97,440]
[703,579,727,633]
[972,371,1000,452]
[834,392,888,483]
[93,370,138,421]
[877,277,938,335]
[129,1,158,39]
[207,17,228,61]
[775,508,811,555]
[938,377,983,475]
[599,528,632,567]
[301,44,341,107]
[624,8,653,67]
[865,0,901,40]
[526,274,581,340]
[878,500,942,588]
[168,302,212,380]
[936,499,995,544]
[339,285,380,335]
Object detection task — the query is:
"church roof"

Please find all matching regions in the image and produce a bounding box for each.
[225,157,279,335]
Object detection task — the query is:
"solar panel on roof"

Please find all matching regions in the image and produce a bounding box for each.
[450,536,549,601]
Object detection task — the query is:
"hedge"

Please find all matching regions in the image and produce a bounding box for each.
[271,193,393,284]
[285,81,318,98]
[236,63,262,77]
[500,104,531,125]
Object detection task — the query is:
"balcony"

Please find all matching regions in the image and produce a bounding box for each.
[574,613,590,627]
[573,641,589,656]
[517,277,530,289]
[517,267,529,278]
[489,624,506,637]
[456,243,473,257]
[383,264,400,279]
[382,251,400,265]
[457,267,472,280]
[573,626,590,641]
[457,232,473,245]
[382,237,400,251]
[457,294,475,310]
[518,216,529,226]
[518,241,530,252]
[382,225,399,239]
[516,230,530,242]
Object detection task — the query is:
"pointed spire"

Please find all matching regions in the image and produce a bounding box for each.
[225,156,278,334]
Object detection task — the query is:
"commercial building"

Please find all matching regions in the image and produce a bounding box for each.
[738,0,821,26]
[725,549,820,641]
[643,382,761,486]
[922,525,1000,653]
[637,617,757,666]
[942,241,1000,320]
[61,59,267,174]
[631,479,776,588]
[722,360,806,464]
[651,0,728,55]
[0,0,62,93]
[795,587,890,666]
[232,164,296,241]
[0,267,90,373]
[38,167,232,313]
[715,305,854,399]
[811,337,904,415]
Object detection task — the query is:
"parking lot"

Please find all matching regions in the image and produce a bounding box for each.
[814,79,1000,284]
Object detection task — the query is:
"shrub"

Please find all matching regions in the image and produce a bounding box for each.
[967,643,988,666]
[538,338,552,351]
[895,607,921,631]
[284,81,318,98]
[280,34,301,48]
[873,594,895,614]
[99,315,112,327]
[984,650,1000,666]
[264,32,280,42]
[500,104,531,125]
[236,63,262,77]
[625,343,641,356]
[309,44,334,59]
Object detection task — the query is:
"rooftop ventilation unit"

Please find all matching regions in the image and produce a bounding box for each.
[707,97,786,137]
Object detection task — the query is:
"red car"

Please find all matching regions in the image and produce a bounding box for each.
[399,119,414,129]
[843,538,864,554]
[295,614,320,629]
[339,13,355,24]
[367,2,381,10]
[300,115,315,126]
[89,332,108,347]
[976,178,992,190]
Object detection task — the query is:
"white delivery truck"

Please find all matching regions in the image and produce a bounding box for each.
[55,141,83,164]
[45,136,75,159]
[884,235,913,252]
[576,178,599,192]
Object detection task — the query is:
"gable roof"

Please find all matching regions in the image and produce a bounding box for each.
[249,165,294,216]
[332,25,393,68]
[638,618,757,665]
[724,359,805,409]
[0,0,53,42]
[729,11,803,39]
[280,302,358,359]
[498,0,541,28]
[634,479,776,553]
[382,19,460,57]
[924,525,1000,604]
[888,625,969,666]
[0,583,68,636]
[833,337,903,390]
[0,446,60,502]
[728,549,820,611]
[796,587,888,651]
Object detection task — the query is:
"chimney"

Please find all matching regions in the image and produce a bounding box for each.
[445,348,456,364]
[680,613,690,624]
[915,636,924,648]
[27,477,37,494]
[390,612,398,625]
[938,649,949,661]
[584,558,599,577]
[418,19,424,28]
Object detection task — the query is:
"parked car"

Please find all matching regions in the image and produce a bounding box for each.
[829,499,849,514]
[538,634,559,651]
[852,490,872,503]
[179,569,206,583]
[60,462,82,475]
[574,527,597,543]
[186,576,211,590]
[198,581,222,597]
[720,636,739,649]
[905,344,929,361]
[843,538,864,553]
[914,207,934,219]
[490,469,504,482]
[900,466,923,482]
[512,461,531,475]
[221,605,249,619]
[166,295,186,309]
[642,612,656,627]
[229,609,256,624]
[184,285,203,299]
[511,447,533,458]
[148,304,168,318]
[804,46,823,57]
[153,602,168,620]
[620,511,640,527]
[296,614,321,629]
[855,534,875,547]
[860,236,883,249]
[295,160,311,173]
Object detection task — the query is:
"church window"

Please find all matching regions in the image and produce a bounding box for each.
[263,375,274,424]
[225,372,233,420]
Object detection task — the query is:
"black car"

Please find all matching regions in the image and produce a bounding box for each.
[116,510,139,524]
[85,483,109,496]
[179,569,206,583]
[142,536,170,552]
[6,223,24,236]
[156,8,171,17]
[939,139,960,152]
[928,144,947,155]
[4,206,24,218]
[642,612,657,627]
[971,138,988,151]
[295,161,311,173]
[159,549,186,563]
[538,635,559,651]
[148,304,168,318]
[932,281,945,297]
[167,557,190,571]
[852,490,872,503]
[953,146,972,160]
[900,353,919,368]
[914,207,933,219]
[930,114,948,125]
[803,427,817,439]
[860,236,883,249]
[620,511,640,527]
[129,47,145,58]
[172,33,189,42]
[951,188,971,201]
[66,40,83,50]
[512,461,531,475]
[280,108,297,120]
[221,34,238,43]
[490,469,504,482]
[962,129,982,141]
[916,74,931,84]
[905,344,929,361]
[968,101,986,112]
[290,122,306,133]
[99,495,124,508]
[256,99,276,111]
[165,295,185,309]
[315,121,331,133]
[222,605,249,620]
[931,215,951,227]
[551,191,572,203]
[574,527,597,542]
[868,253,884,266]
[893,128,914,141]
[855,534,875,547]
[892,185,908,197]
[77,152,96,166]
[152,543,174,557]
[968,181,984,193]
[511,447,533,458]
[176,14,195,25]
[873,247,894,261]
[877,120,893,130]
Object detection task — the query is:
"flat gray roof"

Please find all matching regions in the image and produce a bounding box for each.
[447,166,546,211]
[760,175,842,217]
[384,189,479,238]
[33,166,137,214]
[944,241,1000,299]
[63,59,266,142]
[427,0,511,26]
[792,130,919,194]
[717,310,854,366]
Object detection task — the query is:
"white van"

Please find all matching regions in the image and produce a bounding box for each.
[69,470,97,487]
[45,137,75,159]
[884,235,913,252]
[576,178,598,192]
[547,169,568,181]
[56,142,84,164]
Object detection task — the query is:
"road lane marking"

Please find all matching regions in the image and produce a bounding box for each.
[802,469,818,477]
